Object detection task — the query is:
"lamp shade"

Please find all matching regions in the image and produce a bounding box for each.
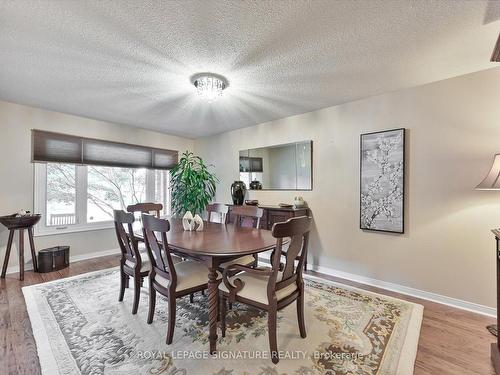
[476,154,500,190]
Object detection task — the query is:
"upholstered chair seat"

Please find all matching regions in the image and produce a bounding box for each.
[219,254,256,269]
[219,270,296,305]
[125,249,182,270]
[155,260,221,292]
[124,258,151,271]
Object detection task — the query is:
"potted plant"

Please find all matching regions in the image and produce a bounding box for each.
[170,151,218,230]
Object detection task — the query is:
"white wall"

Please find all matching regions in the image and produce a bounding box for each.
[0,100,193,269]
[195,66,500,309]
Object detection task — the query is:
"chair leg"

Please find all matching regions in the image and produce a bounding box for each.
[119,270,127,302]
[268,309,279,364]
[297,292,307,338]
[147,280,156,324]
[201,290,205,296]
[189,293,194,303]
[228,302,233,310]
[166,296,176,345]
[220,296,227,337]
[132,277,141,315]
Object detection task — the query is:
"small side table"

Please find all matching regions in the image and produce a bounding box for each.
[491,229,500,374]
[0,214,41,281]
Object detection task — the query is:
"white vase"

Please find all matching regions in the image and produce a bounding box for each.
[193,214,204,231]
[182,211,195,231]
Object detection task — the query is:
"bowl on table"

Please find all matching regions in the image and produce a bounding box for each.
[0,214,41,229]
[244,200,259,206]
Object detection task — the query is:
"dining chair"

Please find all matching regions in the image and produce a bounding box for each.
[232,205,263,228]
[206,203,229,224]
[219,205,264,270]
[127,202,163,218]
[219,216,311,364]
[141,213,221,344]
[127,202,183,264]
[114,209,150,315]
[126,202,162,249]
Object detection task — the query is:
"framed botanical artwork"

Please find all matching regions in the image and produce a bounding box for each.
[360,128,405,233]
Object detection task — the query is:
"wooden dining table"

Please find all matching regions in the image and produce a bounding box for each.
[135,217,279,353]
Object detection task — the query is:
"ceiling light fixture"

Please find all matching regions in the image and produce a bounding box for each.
[191,73,228,103]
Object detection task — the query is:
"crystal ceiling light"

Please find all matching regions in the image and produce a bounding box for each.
[191,73,229,103]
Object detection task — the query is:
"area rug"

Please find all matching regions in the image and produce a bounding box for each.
[23,268,423,375]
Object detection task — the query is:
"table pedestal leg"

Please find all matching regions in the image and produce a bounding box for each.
[208,266,219,354]
[19,229,25,281]
[1,230,15,278]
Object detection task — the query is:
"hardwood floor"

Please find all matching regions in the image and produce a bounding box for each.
[1,255,121,375]
[0,254,495,374]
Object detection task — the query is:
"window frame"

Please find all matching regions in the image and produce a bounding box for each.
[34,163,170,237]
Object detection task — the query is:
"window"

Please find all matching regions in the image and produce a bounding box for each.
[46,164,77,226]
[86,166,148,223]
[35,163,170,235]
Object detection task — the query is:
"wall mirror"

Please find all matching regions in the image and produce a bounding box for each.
[239,141,312,190]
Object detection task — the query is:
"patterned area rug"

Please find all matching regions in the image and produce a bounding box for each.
[23,268,422,375]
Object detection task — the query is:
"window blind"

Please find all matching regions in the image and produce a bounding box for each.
[31,129,178,170]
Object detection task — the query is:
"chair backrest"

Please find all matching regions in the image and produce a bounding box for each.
[127,202,163,218]
[113,209,141,267]
[141,213,177,288]
[206,203,229,224]
[268,216,311,300]
[232,205,264,228]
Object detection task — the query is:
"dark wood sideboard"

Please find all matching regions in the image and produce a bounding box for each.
[227,204,310,269]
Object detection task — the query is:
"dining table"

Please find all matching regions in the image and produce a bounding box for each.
[134,217,280,354]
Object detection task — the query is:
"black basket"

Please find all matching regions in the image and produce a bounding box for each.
[38,246,70,273]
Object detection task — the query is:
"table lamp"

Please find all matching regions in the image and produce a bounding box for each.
[477,154,500,190]
[476,154,500,373]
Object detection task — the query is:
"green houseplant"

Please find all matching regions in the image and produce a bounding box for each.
[170,151,218,217]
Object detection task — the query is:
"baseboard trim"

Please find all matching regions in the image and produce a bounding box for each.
[5,248,120,275]
[258,253,496,317]
[310,263,496,317]
[70,248,120,263]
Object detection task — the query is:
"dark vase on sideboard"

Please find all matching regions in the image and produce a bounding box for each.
[231,180,246,205]
[249,180,263,190]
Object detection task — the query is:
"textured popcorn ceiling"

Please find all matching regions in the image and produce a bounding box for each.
[0,1,499,138]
